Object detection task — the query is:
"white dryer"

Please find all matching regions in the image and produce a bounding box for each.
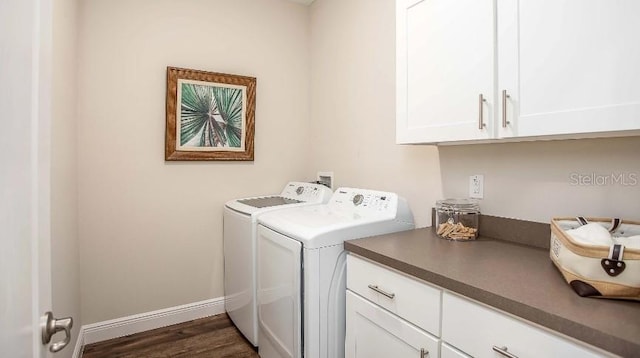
[256,188,415,358]
[224,182,332,347]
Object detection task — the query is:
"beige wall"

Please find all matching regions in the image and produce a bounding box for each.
[308,0,443,228]
[51,0,81,354]
[77,0,312,323]
[309,0,640,226]
[439,137,640,223]
[75,0,640,326]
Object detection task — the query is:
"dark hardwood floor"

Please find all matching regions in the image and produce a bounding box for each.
[82,313,259,358]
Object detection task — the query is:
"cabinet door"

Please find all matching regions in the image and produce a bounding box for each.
[498,0,640,138]
[442,292,605,358]
[396,0,495,144]
[345,291,439,358]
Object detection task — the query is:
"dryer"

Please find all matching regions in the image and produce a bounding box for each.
[224,182,332,347]
[256,188,415,358]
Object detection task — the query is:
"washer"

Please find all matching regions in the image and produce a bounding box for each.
[224,182,333,347]
[256,188,415,358]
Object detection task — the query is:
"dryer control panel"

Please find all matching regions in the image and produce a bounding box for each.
[281,181,333,203]
[329,188,399,215]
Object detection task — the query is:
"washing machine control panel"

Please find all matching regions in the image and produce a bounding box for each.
[330,188,398,215]
[281,182,333,203]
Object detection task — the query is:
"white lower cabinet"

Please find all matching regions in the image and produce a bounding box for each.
[346,255,440,358]
[440,343,471,358]
[345,292,439,358]
[441,292,607,358]
[346,254,611,358]
[347,253,441,336]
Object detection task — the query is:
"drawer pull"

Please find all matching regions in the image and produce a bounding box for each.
[492,346,519,358]
[367,284,395,299]
[420,348,429,357]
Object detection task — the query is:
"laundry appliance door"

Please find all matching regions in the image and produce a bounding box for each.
[223,206,257,346]
[257,225,303,358]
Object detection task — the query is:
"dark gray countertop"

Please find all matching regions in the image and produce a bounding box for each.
[345,228,640,357]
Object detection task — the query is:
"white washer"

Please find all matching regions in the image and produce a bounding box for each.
[256,188,415,358]
[224,182,332,347]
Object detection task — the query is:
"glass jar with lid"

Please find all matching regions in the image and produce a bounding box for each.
[435,199,480,241]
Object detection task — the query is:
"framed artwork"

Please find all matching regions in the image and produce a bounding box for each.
[165,67,256,161]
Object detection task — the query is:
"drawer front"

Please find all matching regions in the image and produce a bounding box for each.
[347,254,441,336]
[441,343,472,358]
[346,291,439,358]
[442,292,607,358]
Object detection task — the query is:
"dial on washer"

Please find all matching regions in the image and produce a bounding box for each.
[296,186,304,195]
[353,194,364,206]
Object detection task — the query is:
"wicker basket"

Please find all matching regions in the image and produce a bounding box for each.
[550,217,640,300]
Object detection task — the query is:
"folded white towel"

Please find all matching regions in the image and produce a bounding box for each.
[565,223,613,246]
[613,235,640,250]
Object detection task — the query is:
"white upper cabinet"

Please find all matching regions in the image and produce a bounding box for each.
[398,0,640,144]
[396,0,495,143]
[499,0,640,138]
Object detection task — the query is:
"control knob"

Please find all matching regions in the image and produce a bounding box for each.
[296,186,304,195]
[353,194,364,206]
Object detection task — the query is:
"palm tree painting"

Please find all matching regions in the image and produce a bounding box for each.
[178,81,245,150]
[165,67,255,161]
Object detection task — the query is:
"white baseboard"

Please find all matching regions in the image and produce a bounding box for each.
[72,296,226,358]
[72,326,85,358]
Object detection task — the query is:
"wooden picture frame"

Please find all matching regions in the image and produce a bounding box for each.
[165,67,256,161]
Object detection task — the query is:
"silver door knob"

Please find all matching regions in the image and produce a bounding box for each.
[42,311,73,353]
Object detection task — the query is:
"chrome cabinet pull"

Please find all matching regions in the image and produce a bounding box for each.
[42,311,73,353]
[367,284,395,299]
[420,348,429,357]
[478,94,487,130]
[492,346,519,358]
[502,90,511,128]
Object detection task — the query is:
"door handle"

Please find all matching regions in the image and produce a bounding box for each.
[502,90,511,128]
[42,311,73,353]
[478,94,487,130]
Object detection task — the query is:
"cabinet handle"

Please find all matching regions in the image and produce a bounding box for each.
[492,346,519,358]
[367,284,395,299]
[478,94,487,130]
[502,90,511,128]
[420,348,429,357]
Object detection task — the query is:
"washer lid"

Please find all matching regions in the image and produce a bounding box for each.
[257,188,415,249]
[225,181,333,215]
[237,196,302,208]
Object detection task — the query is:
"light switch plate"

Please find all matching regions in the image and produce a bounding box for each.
[469,174,484,199]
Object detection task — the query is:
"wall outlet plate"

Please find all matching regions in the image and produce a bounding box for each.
[469,174,484,199]
[317,171,334,190]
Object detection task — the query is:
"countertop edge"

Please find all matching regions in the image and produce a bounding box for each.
[344,241,638,357]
